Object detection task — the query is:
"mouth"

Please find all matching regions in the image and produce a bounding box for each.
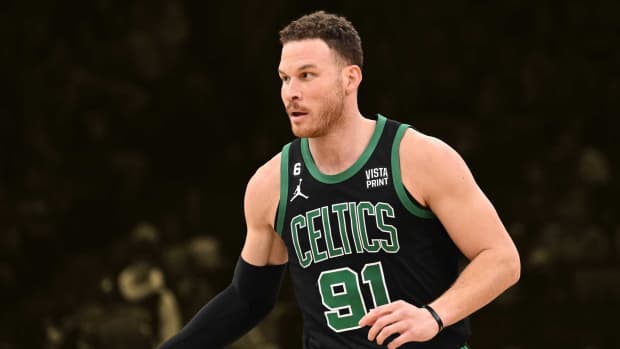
[290,111,308,118]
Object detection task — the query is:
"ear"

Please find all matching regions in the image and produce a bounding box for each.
[342,65,362,96]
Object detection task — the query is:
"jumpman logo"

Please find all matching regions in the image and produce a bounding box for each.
[290,178,309,202]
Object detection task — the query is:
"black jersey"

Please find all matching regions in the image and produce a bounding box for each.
[275,115,470,349]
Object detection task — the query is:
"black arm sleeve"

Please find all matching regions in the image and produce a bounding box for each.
[158,257,286,349]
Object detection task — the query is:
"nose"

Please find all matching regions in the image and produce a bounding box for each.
[282,79,301,102]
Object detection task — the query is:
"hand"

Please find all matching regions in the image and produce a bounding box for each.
[358,300,439,349]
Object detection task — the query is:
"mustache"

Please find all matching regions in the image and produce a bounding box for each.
[286,102,309,112]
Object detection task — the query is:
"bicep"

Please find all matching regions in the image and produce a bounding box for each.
[431,175,510,261]
[241,226,288,266]
[404,133,514,260]
[240,157,288,266]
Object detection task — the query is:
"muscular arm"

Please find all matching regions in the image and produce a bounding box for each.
[403,130,520,327]
[241,153,288,267]
[360,129,520,348]
[158,154,288,349]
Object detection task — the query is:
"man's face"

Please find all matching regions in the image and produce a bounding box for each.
[278,39,346,138]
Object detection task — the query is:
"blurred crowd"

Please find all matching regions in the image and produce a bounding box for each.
[1,1,619,348]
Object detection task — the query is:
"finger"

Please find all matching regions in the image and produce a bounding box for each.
[387,331,410,349]
[376,322,406,346]
[366,311,399,341]
[358,313,372,327]
[359,307,384,327]
[359,302,399,326]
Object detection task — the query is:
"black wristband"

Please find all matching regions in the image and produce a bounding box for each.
[422,304,444,332]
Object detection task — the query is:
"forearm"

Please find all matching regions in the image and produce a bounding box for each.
[158,258,286,349]
[430,248,520,327]
[158,286,257,348]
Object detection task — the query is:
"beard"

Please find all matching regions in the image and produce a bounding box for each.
[290,81,345,138]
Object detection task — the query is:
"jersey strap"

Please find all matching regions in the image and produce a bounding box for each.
[391,123,435,219]
[275,142,291,235]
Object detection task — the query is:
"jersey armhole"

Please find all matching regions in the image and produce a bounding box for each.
[275,143,291,235]
[391,124,436,219]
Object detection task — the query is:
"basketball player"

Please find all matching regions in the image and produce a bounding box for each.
[159,11,520,349]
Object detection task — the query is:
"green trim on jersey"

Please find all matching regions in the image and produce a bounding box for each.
[391,124,435,219]
[300,114,387,184]
[276,143,291,235]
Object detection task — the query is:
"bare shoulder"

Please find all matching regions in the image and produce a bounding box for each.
[401,128,466,169]
[246,152,281,196]
[244,152,282,228]
[400,128,475,207]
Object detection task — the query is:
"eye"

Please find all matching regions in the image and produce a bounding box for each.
[301,72,314,80]
[280,75,290,83]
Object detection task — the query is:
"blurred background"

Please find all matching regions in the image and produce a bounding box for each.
[2,0,619,348]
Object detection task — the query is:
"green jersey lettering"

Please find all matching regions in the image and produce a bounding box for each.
[357,201,381,253]
[291,214,312,268]
[307,208,328,264]
[332,203,352,255]
[289,201,400,267]
[348,202,364,253]
[322,206,344,258]
[375,202,399,253]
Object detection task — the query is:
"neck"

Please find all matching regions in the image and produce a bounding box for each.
[307,111,375,175]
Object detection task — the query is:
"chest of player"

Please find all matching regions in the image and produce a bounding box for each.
[278,116,412,269]
[282,170,404,269]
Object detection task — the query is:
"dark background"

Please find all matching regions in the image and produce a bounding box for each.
[2,0,619,348]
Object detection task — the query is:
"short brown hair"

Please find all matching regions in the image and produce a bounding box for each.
[279,11,363,68]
